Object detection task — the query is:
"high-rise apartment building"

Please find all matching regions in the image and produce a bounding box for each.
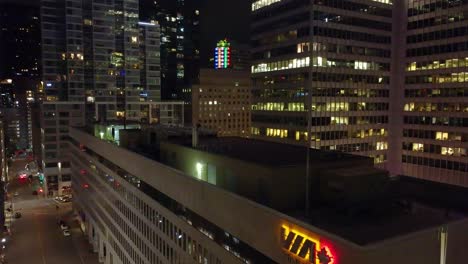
[0,2,41,155]
[40,0,162,195]
[251,0,468,186]
[0,79,34,151]
[0,2,41,79]
[41,0,161,115]
[140,0,201,123]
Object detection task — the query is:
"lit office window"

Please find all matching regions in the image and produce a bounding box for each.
[251,0,282,11]
[251,57,310,73]
[412,143,424,152]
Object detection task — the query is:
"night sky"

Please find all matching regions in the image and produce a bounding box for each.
[199,0,250,66]
[0,0,251,67]
[0,0,39,5]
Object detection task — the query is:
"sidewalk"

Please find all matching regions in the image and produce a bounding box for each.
[62,207,100,263]
[3,194,15,236]
[3,210,13,234]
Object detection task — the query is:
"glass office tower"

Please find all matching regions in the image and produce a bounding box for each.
[402,0,468,185]
[251,0,393,167]
[251,0,468,185]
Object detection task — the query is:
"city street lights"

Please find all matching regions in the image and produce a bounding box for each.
[1,237,6,262]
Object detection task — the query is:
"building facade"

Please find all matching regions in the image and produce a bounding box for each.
[399,0,468,186]
[0,2,41,155]
[0,119,5,230]
[0,79,34,152]
[69,126,468,264]
[41,0,161,119]
[192,69,251,137]
[140,0,201,123]
[41,102,85,195]
[251,0,392,168]
[40,0,163,195]
[0,2,41,80]
[251,0,468,185]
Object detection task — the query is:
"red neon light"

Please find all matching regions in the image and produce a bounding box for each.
[319,241,337,264]
[317,246,335,264]
[282,225,338,264]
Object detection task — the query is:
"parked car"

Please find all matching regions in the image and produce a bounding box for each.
[62,229,70,237]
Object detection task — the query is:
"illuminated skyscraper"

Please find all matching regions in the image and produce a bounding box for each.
[251,0,468,186]
[140,0,200,124]
[41,0,160,116]
[251,0,392,168]
[0,2,41,79]
[0,2,41,155]
[40,0,161,195]
[397,0,468,185]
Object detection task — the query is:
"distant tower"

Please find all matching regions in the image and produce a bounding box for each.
[214,39,232,69]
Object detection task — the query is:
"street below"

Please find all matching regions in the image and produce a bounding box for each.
[3,159,99,264]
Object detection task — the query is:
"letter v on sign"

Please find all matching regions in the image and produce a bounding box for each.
[281,225,335,264]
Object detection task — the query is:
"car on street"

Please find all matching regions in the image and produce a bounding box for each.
[16,171,29,179]
[60,224,69,230]
[13,192,18,197]
[55,195,72,203]
[62,229,70,237]
[25,162,39,175]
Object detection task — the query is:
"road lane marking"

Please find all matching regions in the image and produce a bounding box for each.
[34,213,47,264]
[68,219,87,264]
[71,234,87,264]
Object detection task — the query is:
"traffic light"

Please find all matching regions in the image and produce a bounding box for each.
[38,173,44,184]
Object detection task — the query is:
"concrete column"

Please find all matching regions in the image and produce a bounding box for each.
[387,0,408,176]
[98,232,104,263]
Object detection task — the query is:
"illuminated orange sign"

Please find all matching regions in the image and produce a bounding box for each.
[281,225,336,264]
